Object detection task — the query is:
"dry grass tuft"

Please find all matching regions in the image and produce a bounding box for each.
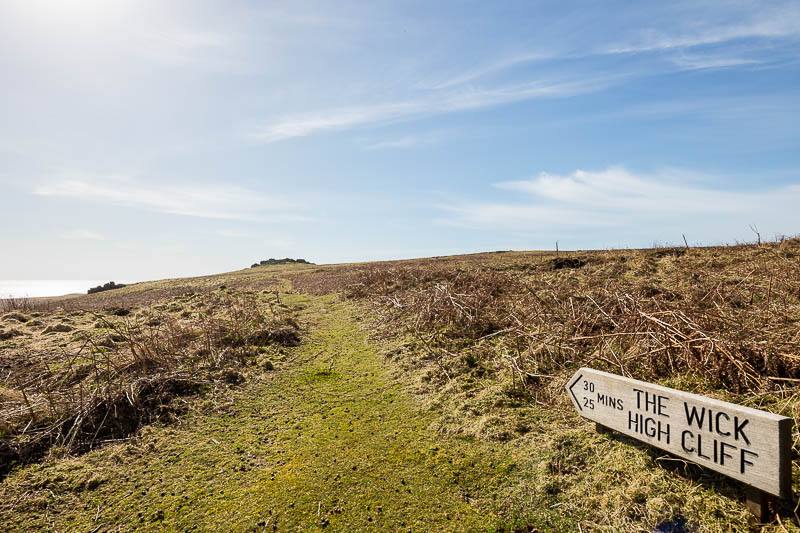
[0,290,299,475]
[291,239,800,405]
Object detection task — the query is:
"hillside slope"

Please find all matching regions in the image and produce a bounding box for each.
[1,242,798,531]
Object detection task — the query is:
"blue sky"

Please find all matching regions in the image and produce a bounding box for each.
[1,0,799,280]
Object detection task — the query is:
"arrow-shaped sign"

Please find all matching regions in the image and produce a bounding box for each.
[566,367,792,499]
[567,372,583,411]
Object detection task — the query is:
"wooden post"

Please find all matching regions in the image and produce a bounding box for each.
[745,487,771,523]
[596,423,611,435]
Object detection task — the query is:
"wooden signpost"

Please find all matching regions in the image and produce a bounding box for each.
[566,368,793,521]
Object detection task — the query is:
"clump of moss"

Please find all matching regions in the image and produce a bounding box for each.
[42,324,74,334]
[2,313,29,323]
[0,328,24,341]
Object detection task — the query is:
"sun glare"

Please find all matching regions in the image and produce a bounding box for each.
[11,0,136,33]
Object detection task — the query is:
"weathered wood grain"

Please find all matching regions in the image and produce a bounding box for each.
[566,368,792,498]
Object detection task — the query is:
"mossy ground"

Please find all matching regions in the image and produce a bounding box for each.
[0,293,570,531]
[2,256,798,532]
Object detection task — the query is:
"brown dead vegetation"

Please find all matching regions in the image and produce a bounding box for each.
[0,289,299,476]
[290,239,800,405]
[0,271,284,315]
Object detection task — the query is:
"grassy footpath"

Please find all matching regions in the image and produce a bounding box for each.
[0,293,568,531]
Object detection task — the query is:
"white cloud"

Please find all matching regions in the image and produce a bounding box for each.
[62,229,104,241]
[600,4,800,56]
[34,175,292,220]
[441,167,800,235]
[252,101,423,143]
[495,166,748,213]
[425,51,553,90]
[667,54,762,71]
[251,77,615,143]
[244,2,800,145]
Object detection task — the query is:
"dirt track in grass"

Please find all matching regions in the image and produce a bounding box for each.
[4,242,798,532]
[0,293,563,532]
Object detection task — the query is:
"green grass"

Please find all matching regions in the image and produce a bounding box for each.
[0,294,571,531]
[1,277,796,531]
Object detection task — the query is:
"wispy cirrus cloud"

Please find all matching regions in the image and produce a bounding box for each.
[434,7,798,85]
[251,76,619,143]
[252,101,422,143]
[666,53,763,71]
[34,175,293,221]
[425,51,554,90]
[250,4,800,145]
[496,167,747,213]
[599,4,800,56]
[440,166,800,236]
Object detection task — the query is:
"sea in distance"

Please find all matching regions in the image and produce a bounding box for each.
[0,280,132,299]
